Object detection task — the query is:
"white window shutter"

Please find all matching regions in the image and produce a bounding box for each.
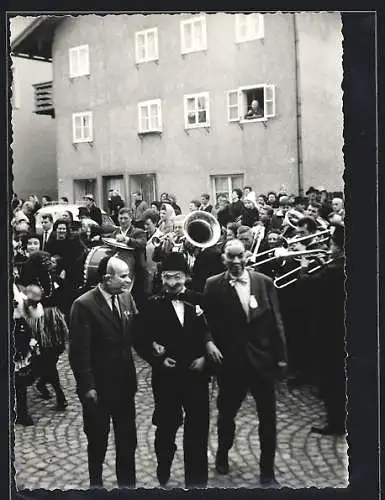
[238,89,246,119]
[264,84,276,118]
[79,46,90,75]
[227,90,239,122]
[69,48,77,77]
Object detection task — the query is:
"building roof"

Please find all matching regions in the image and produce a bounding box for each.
[10,16,63,61]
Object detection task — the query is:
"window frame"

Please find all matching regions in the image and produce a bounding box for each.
[72,111,93,143]
[69,44,90,78]
[138,99,163,134]
[211,174,245,203]
[135,27,159,64]
[226,84,276,123]
[235,13,264,44]
[184,92,210,129]
[180,15,207,55]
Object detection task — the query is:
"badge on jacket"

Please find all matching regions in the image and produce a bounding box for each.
[249,295,258,309]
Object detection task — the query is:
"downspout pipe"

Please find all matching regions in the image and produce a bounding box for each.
[293,13,304,196]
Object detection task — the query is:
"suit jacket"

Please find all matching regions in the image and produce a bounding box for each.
[133,294,211,379]
[204,270,287,379]
[88,205,103,226]
[191,247,226,293]
[69,286,138,404]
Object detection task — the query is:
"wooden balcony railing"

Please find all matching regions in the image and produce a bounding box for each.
[33,80,54,117]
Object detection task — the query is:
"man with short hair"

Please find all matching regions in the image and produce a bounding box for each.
[199,194,213,213]
[69,256,138,488]
[112,208,147,307]
[189,200,201,212]
[204,240,287,488]
[132,192,148,225]
[134,253,212,488]
[41,214,54,251]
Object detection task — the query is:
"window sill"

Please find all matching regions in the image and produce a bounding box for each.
[235,37,264,44]
[184,124,210,130]
[135,58,159,65]
[69,73,91,80]
[239,117,267,124]
[181,48,207,56]
[138,130,162,136]
[72,139,94,146]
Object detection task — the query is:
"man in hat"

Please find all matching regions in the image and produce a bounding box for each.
[84,194,103,226]
[69,256,138,488]
[203,239,287,488]
[134,252,213,488]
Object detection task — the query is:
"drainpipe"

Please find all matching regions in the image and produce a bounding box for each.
[293,13,304,196]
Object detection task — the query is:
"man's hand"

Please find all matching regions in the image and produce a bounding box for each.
[206,340,223,364]
[115,234,126,243]
[163,357,177,369]
[189,356,205,372]
[84,389,98,404]
[152,341,166,357]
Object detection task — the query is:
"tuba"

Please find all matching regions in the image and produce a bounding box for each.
[183,210,221,249]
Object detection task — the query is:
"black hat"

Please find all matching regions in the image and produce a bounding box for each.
[331,224,344,250]
[305,186,319,195]
[162,253,189,275]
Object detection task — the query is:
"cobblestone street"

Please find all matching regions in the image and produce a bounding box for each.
[14,349,348,491]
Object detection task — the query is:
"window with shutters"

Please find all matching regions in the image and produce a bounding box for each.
[135,28,159,63]
[138,99,162,133]
[235,13,264,43]
[211,175,244,203]
[72,112,93,143]
[184,92,210,129]
[69,45,90,78]
[180,15,207,54]
[226,84,276,123]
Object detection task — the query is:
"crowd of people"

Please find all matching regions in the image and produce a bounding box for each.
[12,183,345,489]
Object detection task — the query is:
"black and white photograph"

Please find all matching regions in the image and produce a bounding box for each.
[9,11,352,491]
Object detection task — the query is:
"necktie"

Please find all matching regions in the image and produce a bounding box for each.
[43,231,48,249]
[111,294,121,324]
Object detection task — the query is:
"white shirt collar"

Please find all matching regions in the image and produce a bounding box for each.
[98,284,114,303]
[228,269,249,282]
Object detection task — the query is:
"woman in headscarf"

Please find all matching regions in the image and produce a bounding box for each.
[157,203,175,235]
[241,198,260,227]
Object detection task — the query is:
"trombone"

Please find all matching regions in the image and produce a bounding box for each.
[273,249,333,289]
[152,232,184,248]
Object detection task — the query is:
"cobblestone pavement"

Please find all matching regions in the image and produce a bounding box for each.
[14,349,348,490]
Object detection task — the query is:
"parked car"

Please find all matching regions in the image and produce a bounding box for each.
[35,203,118,236]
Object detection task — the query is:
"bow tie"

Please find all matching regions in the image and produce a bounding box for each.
[161,292,187,302]
[229,276,248,287]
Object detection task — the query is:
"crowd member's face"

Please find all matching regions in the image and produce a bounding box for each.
[251,100,259,111]
[26,285,42,307]
[104,260,131,295]
[320,191,328,202]
[41,253,55,272]
[27,238,41,255]
[244,199,255,210]
[257,196,265,206]
[306,205,319,219]
[231,191,240,202]
[173,222,184,238]
[201,196,208,206]
[330,240,342,259]
[62,211,72,222]
[268,194,276,204]
[267,232,279,247]
[41,197,48,206]
[308,192,317,203]
[41,217,53,231]
[297,225,311,238]
[86,226,92,238]
[159,209,167,221]
[118,212,131,229]
[226,227,236,242]
[332,198,343,213]
[238,231,253,251]
[85,198,92,208]
[161,270,186,296]
[160,193,168,203]
[243,188,251,197]
[56,223,68,240]
[144,218,156,235]
[151,203,159,213]
[224,241,247,277]
[218,197,228,209]
[189,203,198,212]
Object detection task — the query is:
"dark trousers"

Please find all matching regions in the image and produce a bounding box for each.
[81,398,137,488]
[152,373,209,488]
[216,369,277,477]
[37,352,65,402]
[320,365,346,430]
[15,376,28,418]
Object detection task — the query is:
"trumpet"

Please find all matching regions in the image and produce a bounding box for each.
[273,249,333,289]
[152,232,181,248]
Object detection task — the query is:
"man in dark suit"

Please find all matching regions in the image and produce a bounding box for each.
[69,256,138,488]
[84,194,103,226]
[41,213,54,251]
[134,253,211,489]
[204,239,287,488]
[111,207,147,308]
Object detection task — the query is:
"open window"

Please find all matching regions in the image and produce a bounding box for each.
[69,45,90,78]
[226,84,275,123]
[138,99,162,134]
[72,112,93,143]
[235,14,264,44]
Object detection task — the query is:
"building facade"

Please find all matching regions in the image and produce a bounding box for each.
[11,17,57,202]
[11,13,343,212]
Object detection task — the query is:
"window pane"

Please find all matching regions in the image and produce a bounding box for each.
[187,97,196,112]
[194,20,203,47]
[197,96,206,110]
[215,177,229,193]
[198,110,206,123]
[231,175,243,190]
[187,112,196,124]
[71,51,79,75]
[228,92,238,106]
[184,23,193,50]
[147,32,156,58]
[79,47,88,73]
[141,106,149,119]
[141,115,149,131]
[229,106,238,120]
